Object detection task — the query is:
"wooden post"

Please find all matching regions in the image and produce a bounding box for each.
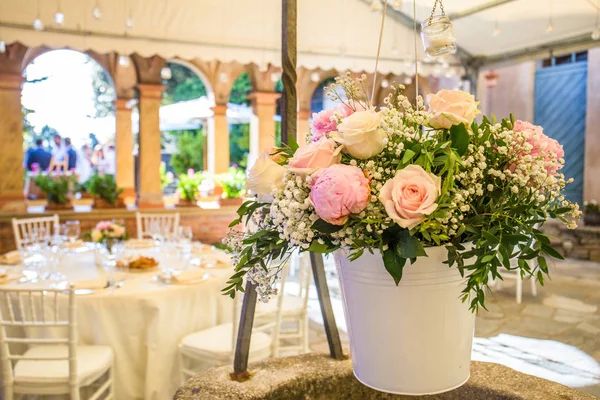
[280,0,297,145]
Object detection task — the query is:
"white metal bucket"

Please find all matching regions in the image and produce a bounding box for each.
[335,246,475,395]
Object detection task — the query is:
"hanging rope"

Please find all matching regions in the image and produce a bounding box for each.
[371,0,389,106]
[413,0,419,100]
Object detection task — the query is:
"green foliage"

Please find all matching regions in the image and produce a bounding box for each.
[162,63,207,106]
[230,124,250,169]
[217,167,246,199]
[584,201,599,213]
[168,129,205,175]
[229,71,253,105]
[35,174,75,204]
[177,170,207,201]
[89,59,115,118]
[85,174,123,205]
[160,162,174,190]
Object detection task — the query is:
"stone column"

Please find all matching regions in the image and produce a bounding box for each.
[248,92,280,157]
[137,84,164,208]
[114,98,135,200]
[297,109,312,146]
[0,73,25,212]
[208,104,230,174]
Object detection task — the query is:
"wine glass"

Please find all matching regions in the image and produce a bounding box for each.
[178,226,193,242]
[150,220,164,245]
[65,220,80,244]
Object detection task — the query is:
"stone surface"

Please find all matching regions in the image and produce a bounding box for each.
[175,354,595,400]
[522,304,556,319]
[543,295,598,314]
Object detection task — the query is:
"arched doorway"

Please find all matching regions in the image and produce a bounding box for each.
[229,71,252,170]
[21,49,115,185]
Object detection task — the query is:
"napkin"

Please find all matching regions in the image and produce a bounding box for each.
[192,243,214,255]
[0,270,22,284]
[172,269,208,283]
[125,239,155,249]
[72,277,108,290]
[201,252,231,268]
[0,250,21,265]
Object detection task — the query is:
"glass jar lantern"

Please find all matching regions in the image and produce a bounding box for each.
[421,15,456,57]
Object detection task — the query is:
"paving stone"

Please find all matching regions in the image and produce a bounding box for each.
[542,295,598,314]
[475,319,503,337]
[576,322,600,335]
[522,304,556,319]
[553,309,591,324]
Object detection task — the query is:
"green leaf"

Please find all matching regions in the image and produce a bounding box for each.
[481,230,499,244]
[481,254,495,263]
[307,241,333,253]
[542,243,564,260]
[449,123,470,156]
[287,134,300,151]
[383,243,407,285]
[311,219,344,234]
[395,229,427,259]
[402,149,416,164]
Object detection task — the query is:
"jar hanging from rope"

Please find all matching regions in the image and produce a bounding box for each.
[420,0,456,57]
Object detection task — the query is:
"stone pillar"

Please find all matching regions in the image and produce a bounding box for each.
[137,84,164,208]
[208,104,230,174]
[248,92,280,156]
[297,109,312,146]
[0,73,25,212]
[114,98,135,200]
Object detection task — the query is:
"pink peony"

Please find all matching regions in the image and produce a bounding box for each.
[287,137,342,174]
[95,221,112,231]
[310,104,354,141]
[379,165,441,230]
[308,164,370,225]
[187,168,195,177]
[513,120,564,175]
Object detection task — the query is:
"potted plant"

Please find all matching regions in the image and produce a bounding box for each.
[223,75,581,395]
[86,174,124,208]
[583,200,600,226]
[176,169,205,207]
[217,166,246,207]
[34,173,75,210]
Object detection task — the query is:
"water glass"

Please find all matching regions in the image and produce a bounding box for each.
[65,220,81,244]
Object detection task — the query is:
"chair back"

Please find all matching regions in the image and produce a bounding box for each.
[0,286,77,388]
[136,212,180,240]
[12,215,60,250]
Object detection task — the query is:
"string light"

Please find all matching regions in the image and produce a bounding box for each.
[219,72,229,83]
[391,0,403,9]
[546,0,554,33]
[371,0,383,12]
[403,76,413,85]
[92,0,102,20]
[380,79,390,88]
[54,0,64,26]
[118,55,130,66]
[160,65,172,80]
[270,71,281,82]
[310,71,321,82]
[0,41,5,54]
[33,0,44,31]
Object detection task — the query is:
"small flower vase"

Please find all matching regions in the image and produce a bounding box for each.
[421,15,457,57]
[584,211,600,226]
[94,243,107,267]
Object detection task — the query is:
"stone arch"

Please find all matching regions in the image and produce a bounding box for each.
[168,58,215,106]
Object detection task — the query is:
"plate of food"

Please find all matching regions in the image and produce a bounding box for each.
[116,256,159,272]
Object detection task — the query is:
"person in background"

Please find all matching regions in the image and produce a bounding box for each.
[65,137,77,170]
[26,138,51,171]
[51,134,67,164]
[75,144,93,183]
[93,145,106,175]
[103,144,116,176]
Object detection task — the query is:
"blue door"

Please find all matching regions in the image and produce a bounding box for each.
[534,61,587,206]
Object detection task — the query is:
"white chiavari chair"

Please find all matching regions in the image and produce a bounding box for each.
[135,211,180,240]
[12,214,60,250]
[0,286,114,400]
[178,268,287,383]
[256,251,312,356]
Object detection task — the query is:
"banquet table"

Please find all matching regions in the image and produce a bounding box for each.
[0,245,233,400]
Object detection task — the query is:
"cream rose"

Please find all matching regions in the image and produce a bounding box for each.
[379,165,441,229]
[246,152,286,202]
[331,110,387,159]
[91,229,102,242]
[287,137,342,174]
[426,89,480,130]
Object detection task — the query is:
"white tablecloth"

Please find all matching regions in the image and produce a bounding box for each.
[1,248,233,400]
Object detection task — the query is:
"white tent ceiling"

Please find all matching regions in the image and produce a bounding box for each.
[391,0,598,60]
[1,0,597,75]
[0,0,462,76]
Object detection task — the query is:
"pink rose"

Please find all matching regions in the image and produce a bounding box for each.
[309,164,370,225]
[513,120,564,175]
[379,165,441,229]
[427,89,480,129]
[187,168,195,177]
[287,137,342,174]
[310,104,354,141]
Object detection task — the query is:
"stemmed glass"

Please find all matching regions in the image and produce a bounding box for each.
[150,220,164,246]
[65,220,81,245]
